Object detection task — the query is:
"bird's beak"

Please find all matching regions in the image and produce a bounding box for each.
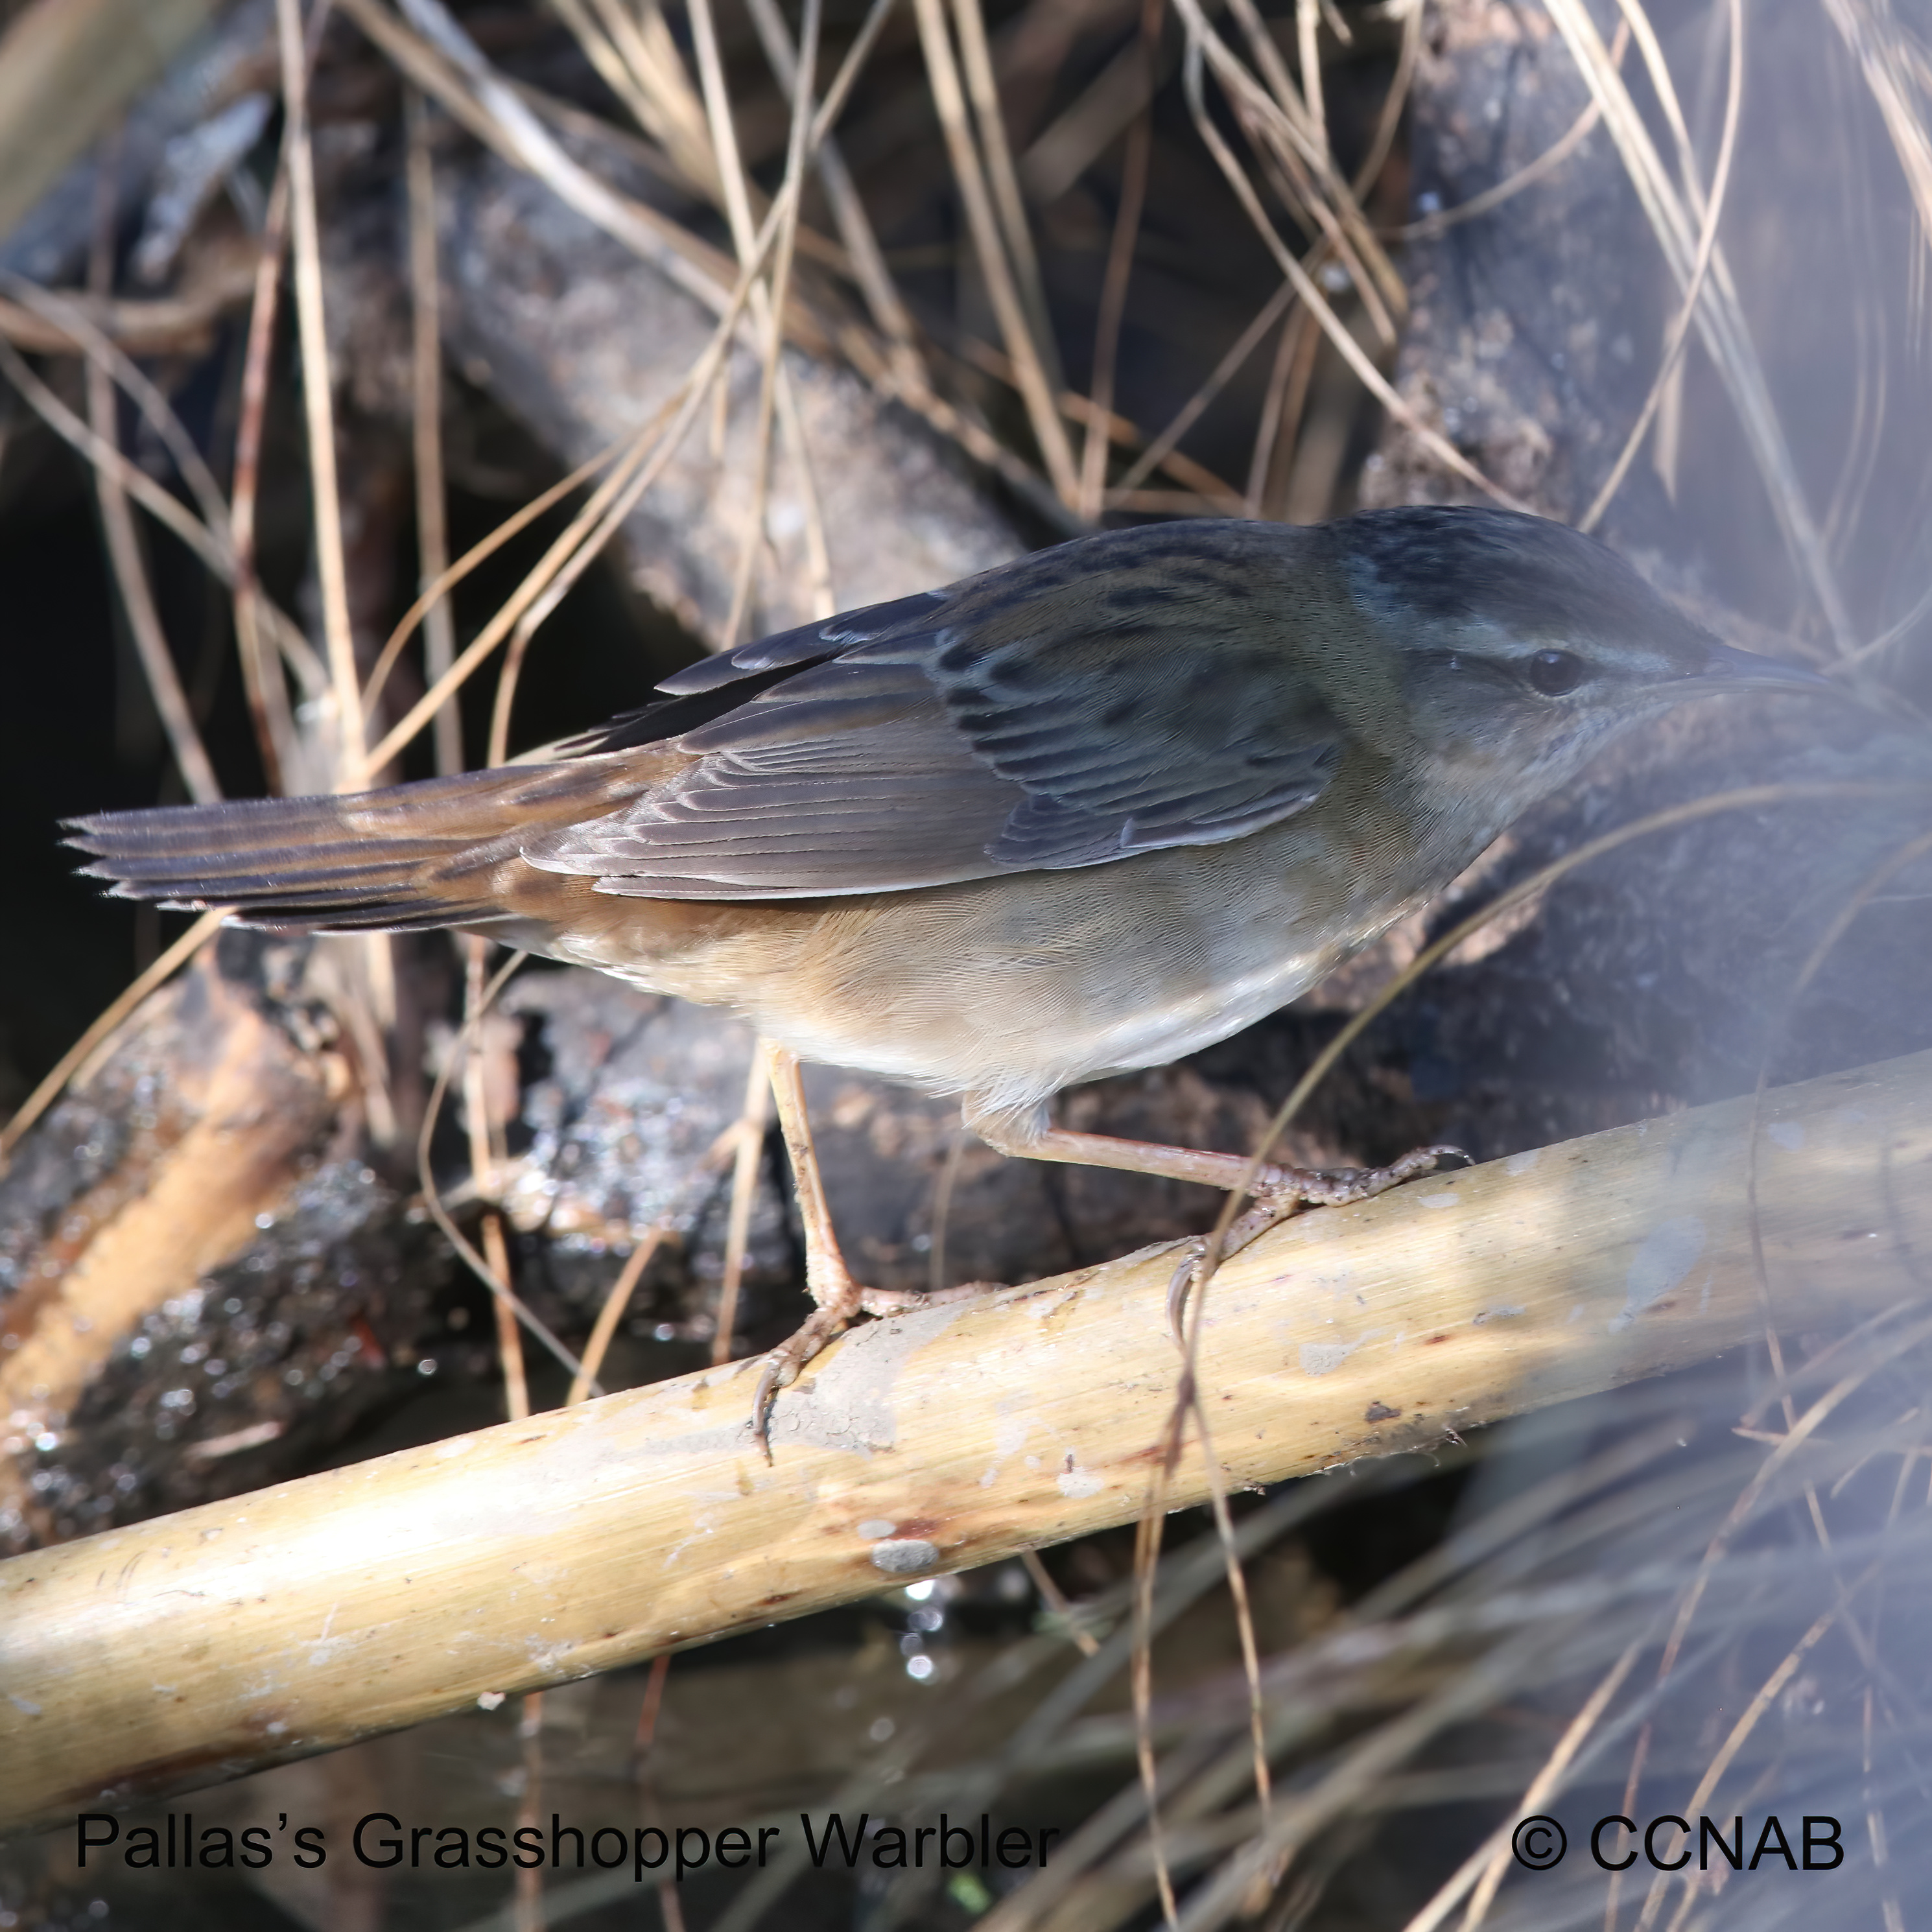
[1691,641,1838,693]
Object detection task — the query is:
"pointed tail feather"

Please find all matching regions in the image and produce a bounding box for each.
[65,757,657,934]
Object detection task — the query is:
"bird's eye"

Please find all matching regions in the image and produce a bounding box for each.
[1527,649,1586,696]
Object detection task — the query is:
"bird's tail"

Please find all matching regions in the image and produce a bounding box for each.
[65,756,656,933]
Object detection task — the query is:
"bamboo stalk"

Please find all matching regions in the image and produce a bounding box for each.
[3,1048,1930,1830]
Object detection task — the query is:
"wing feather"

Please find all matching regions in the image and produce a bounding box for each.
[526,521,1340,898]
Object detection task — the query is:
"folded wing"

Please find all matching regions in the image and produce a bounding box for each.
[71,523,1343,922]
[528,524,1341,899]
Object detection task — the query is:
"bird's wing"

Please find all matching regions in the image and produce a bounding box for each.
[527,529,1342,901]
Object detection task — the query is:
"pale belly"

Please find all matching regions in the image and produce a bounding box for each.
[541,804,1479,1122]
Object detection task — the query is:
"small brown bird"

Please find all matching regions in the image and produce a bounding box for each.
[69,508,1826,1430]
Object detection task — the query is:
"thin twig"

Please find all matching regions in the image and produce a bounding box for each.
[567,1230,666,1408]
[0,334,230,575]
[230,152,300,795]
[1581,0,1741,534]
[1243,305,1314,515]
[912,0,1079,504]
[368,0,895,779]
[359,441,622,724]
[1295,0,1323,150]
[1450,1640,1648,1929]
[486,1213,531,1422]
[713,1050,774,1368]
[1352,0,1420,203]
[405,88,462,778]
[416,948,593,1388]
[1115,279,1298,497]
[1540,0,1855,653]
[711,0,825,648]
[1381,25,1627,241]
[1177,28,1527,510]
[744,0,924,385]
[950,0,1062,392]
[1079,0,1163,522]
[83,189,223,807]
[1633,1570,1878,1932]
[1020,1548,1101,1658]
[276,0,363,786]
[928,1127,965,1297]
[0,908,228,1170]
[0,272,235,541]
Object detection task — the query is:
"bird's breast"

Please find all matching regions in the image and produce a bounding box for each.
[534,787,1466,1116]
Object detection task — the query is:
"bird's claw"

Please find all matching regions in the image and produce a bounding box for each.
[749,1277,1011,1459]
[749,1299,858,1463]
[1251,1142,1468,1213]
[1167,1144,1470,1340]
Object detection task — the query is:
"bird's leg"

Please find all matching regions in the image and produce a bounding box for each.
[753,1043,865,1445]
[752,1044,1002,1454]
[966,1103,1465,1337]
[967,1106,1463,1210]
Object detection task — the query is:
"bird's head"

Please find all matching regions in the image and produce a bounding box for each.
[1329,506,1832,805]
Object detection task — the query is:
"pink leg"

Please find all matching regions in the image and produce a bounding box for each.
[753,1045,996,1454]
[965,1104,1465,1337]
[965,1107,1463,1210]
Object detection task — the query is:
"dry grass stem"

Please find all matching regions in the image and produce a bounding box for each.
[1115,278,1298,497]
[414,947,589,1386]
[1580,0,1741,535]
[912,0,1079,502]
[1176,26,1526,512]
[229,154,301,794]
[951,0,1063,391]
[0,306,328,712]
[1822,0,1932,272]
[686,0,760,255]
[359,440,623,725]
[405,88,463,777]
[548,0,714,197]
[371,405,678,776]
[1350,0,1419,198]
[1079,0,1159,521]
[84,315,223,807]
[585,0,718,191]
[486,1212,531,1423]
[374,0,900,775]
[702,0,827,647]
[0,906,228,1170]
[1243,306,1315,513]
[1382,19,1628,241]
[713,1048,775,1367]
[1443,1640,1648,1929]
[567,1230,667,1408]
[362,0,753,330]
[276,0,364,786]
[1630,1576,1874,1932]
[0,331,228,575]
[1217,0,1403,323]
[0,283,246,357]
[1295,0,1324,148]
[1540,0,1855,653]
[0,274,235,539]
[747,0,923,377]
[1019,1548,1101,1658]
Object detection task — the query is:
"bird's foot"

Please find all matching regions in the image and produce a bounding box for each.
[1164,1144,1469,1341]
[1251,1142,1469,1213]
[750,1275,1009,1459]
